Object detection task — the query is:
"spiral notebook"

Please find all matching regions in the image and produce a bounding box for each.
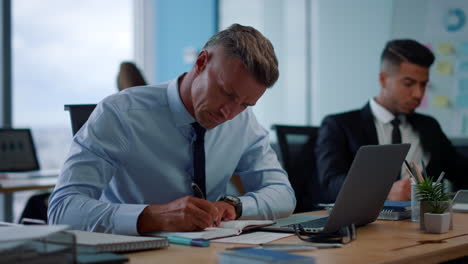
[149,220,275,240]
[377,201,411,221]
[66,230,169,253]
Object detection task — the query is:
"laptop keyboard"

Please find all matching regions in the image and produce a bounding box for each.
[284,216,328,228]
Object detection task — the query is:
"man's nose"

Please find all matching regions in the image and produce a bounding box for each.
[220,102,241,121]
[413,85,425,99]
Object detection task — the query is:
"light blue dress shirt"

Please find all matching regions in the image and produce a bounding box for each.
[48,77,296,235]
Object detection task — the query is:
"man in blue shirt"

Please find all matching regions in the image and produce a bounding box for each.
[48,24,296,235]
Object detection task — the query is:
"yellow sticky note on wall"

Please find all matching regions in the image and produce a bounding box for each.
[436,61,453,76]
[433,96,450,108]
[437,43,455,55]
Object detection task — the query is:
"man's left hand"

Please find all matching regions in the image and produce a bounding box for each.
[213,201,237,224]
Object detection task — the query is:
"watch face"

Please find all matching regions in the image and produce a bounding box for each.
[224,195,240,204]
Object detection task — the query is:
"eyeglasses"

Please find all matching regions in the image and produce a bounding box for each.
[293,223,356,244]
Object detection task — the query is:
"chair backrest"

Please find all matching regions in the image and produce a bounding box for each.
[64,104,97,135]
[272,124,321,213]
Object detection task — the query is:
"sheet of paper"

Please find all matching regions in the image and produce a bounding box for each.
[211,232,293,244]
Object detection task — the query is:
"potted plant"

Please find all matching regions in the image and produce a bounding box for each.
[416,177,451,233]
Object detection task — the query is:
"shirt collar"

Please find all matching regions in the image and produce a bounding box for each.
[369,98,406,124]
[167,74,196,127]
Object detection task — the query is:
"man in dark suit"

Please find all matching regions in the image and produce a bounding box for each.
[316,39,468,203]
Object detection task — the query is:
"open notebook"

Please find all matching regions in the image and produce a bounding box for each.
[67,230,169,253]
[148,220,275,240]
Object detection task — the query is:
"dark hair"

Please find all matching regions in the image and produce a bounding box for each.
[203,23,279,88]
[380,39,435,70]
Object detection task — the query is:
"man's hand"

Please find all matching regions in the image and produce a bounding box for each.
[213,201,237,222]
[387,177,411,201]
[137,196,219,234]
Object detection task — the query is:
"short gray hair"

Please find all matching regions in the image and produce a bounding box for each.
[203,24,279,88]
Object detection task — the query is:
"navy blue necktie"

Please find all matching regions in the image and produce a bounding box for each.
[192,122,206,198]
[391,117,402,144]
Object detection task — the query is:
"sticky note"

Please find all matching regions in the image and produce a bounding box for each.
[459,61,468,74]
[433,96,450,108]
[455,95,468,108]
[458,78,468,94]
[437,43,455,56]
[459,42,468,56]
[436,61,453,76]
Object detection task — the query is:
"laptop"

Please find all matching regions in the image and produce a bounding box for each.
[261,144,411,233]
[0,128,58,178]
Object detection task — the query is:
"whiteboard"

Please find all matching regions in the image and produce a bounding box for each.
[393,0,468,137]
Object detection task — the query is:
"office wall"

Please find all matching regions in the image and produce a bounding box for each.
[147,0,394,128]
[152,0,217,83]
[219,0,308,129]
[392,0,468,138]
[311,0,394,125]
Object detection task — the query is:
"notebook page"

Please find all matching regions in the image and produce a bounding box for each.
[219,220,275,232]
[211,231,293,244]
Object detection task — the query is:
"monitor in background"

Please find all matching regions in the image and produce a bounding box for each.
[0,128,40,172]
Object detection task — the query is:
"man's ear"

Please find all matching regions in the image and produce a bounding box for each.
[194,50,209,74]
[379,71,387,89]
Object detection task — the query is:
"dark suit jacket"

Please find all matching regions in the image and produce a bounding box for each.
[315,103,468,203]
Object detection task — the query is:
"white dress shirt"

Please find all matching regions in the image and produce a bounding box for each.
[369,98,430,179]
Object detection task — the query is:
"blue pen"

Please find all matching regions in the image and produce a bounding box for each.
[168,236,210,247]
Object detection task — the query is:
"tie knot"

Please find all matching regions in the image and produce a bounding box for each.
[391,117,401,127]
[192,122,206,138]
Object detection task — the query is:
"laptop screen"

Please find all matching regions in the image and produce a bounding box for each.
[0,129,40,172]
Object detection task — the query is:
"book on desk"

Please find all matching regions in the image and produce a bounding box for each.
[148,220,275,240]
[67,230,169,253]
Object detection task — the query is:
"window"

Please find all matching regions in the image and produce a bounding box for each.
[219,0,309,132]
[11,0,133,221]
[13,0,133,169]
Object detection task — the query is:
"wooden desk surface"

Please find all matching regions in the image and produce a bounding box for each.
[125,213,468,264]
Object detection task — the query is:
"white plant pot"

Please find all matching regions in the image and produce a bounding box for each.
[424,212,451,234]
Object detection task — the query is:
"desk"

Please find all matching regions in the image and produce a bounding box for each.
[0,177,57,222]
[125,212,468,264]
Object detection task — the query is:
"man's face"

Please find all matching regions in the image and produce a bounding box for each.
[380,62,429,114]
[190,47,267,129]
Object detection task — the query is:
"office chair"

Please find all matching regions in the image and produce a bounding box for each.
[64,104,97,135]
[272,124,321,213]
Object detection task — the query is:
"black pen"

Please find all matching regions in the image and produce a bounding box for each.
[192,183,205,199]
[192,183,218,226]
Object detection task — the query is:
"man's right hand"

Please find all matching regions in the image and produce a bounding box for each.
[387,177,411,201]
[137,196,219,234]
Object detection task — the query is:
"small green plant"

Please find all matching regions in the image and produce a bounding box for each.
[416,177,450,214]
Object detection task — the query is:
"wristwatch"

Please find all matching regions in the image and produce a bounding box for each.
[219,195,242,219]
